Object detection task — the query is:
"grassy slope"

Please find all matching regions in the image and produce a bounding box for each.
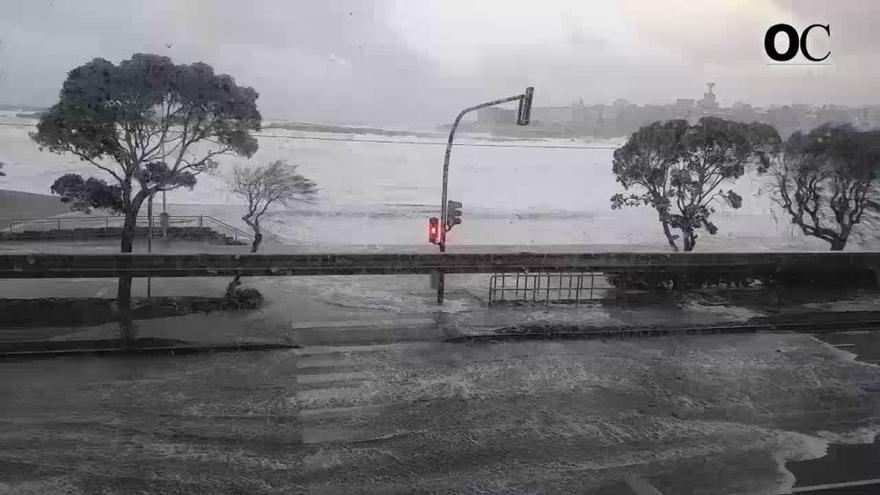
[0,190,70,227]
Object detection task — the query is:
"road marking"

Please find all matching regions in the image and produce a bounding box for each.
[301,427,405,445]
[290,318,436,330]
[833,343,857,348]
[294,386,364,404]
[791,478,880,493]
[299,402,397,420]
[622,474,664,495]
[297,357,353,369]
[297,372,373,385]
[294,342,437,356]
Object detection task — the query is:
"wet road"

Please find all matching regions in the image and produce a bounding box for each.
[2,333,880,494]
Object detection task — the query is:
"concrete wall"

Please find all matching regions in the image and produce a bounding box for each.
[0,226,246,245]
[0,252,876,282]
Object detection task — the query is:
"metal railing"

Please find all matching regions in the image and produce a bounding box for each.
[199,216,283,244]
[4,215,283,244]
[488,271,613,306]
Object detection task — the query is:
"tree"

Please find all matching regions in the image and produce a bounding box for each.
[226,160,316,298]
[764,124,880,251]
[31,53,261,340]
[611,117,779,251]
[230,159,316,253]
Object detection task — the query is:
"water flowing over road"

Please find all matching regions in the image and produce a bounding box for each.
[2,332,880,494]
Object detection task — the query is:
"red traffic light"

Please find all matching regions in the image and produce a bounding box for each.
[428,217,439,244]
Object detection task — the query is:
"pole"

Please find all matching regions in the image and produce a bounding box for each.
[161,96,168,216]
[436,93,525,304]
[147,193,153,298]
[147,194,154,253]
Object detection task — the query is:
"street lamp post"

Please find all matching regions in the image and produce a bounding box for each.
[147,192,154,298]
[434,87,534,303]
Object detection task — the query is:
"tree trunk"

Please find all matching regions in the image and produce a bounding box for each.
[117,191,147,346]
[661,221,679,252]
[830,238,847,251]
[683,231,696,252]
[251,223,263,254]
[228,219,262,298]
[117,208,138,345]
[226,274,242,300]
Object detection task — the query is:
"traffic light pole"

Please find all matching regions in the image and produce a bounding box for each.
[436,91,532,303]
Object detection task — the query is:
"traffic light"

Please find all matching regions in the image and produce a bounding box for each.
[428,217,439,244]
[517,86,534,126]
[447,200,462,230]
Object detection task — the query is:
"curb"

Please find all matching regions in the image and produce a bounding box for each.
[445,319,880,343]
[0,342,299,359]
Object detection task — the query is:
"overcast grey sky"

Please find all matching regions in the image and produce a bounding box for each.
[0,0,878,125]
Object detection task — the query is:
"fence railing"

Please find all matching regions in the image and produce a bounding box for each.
[4,215,283,244]
[489,271,614,306]
[199,216,284,244]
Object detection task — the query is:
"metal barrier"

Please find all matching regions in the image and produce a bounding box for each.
[5,215,283,244]
[488,271,613,306]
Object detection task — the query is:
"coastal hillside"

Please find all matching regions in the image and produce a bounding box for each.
[0,189,70,227]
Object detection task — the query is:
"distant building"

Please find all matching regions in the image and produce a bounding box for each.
[642,104,672,123]
[731,101,763,123]
[531,105,573,124]
[584,104,608,124]
[674,99,695,119]
[475,82,879,137]
[476,107,516,125]
[697,82,719,112]
[571,98,586,122]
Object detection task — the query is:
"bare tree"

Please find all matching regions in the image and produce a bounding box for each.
[227,159,316,297]
[231,159,317,252]
[764,124,880,251]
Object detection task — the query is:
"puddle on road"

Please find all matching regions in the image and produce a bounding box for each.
[781,334,880,491]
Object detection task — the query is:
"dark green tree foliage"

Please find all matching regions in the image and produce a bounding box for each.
[767,124,880,251]
[50,173,124,213]
[33,54,260,248]
[611,117,780,251]
[31,53,261,340]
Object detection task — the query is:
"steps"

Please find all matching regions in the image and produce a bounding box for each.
[0,226,247,245]
[2,215,283,246]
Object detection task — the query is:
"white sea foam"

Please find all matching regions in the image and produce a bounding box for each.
[0,119,855,249]
[815,426,879,445]
[680,300,763,320]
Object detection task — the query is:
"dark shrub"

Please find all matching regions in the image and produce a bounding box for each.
[226,287,264,309]
[607,268,877,291]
